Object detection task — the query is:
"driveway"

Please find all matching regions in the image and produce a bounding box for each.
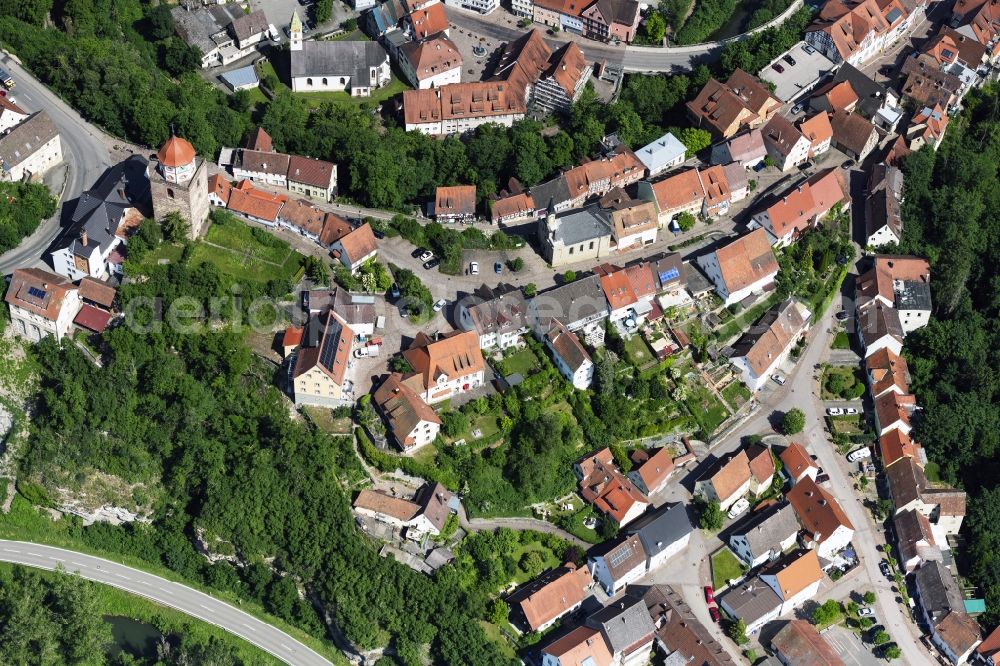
[822,626,885,666]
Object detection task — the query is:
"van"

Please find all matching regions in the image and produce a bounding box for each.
[847,447,872,463]
[727,497,750,519]
[0,69,14,89]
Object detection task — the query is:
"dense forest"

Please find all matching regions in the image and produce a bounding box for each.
[896,85,1000,625]
[0,1,811,213]
[0,181,57,254]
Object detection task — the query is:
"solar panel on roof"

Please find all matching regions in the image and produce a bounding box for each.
[659,267,680,282]
[27,286,47,299]
[318,320,341,369]
[607,542,635,567]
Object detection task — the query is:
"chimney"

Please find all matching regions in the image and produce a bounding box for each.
[80,230,88,246]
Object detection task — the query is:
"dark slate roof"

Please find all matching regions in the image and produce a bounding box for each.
[730,502,800,557]
[66,156,150,257]
[290,40,389,81]
[586,593,656,654]
[914,561,965,625]
[625,502,692,560]
[895,280,933,311]
[530,274,609,330]
[529,173,572,210]
[718,577,782,625]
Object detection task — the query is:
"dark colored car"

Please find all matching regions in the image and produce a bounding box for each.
[372,229,386,240]
[704,586,715,604]
[771,63,785,73]
[411,247,427,259]
[494,261,503,274]
[390,282,400,299]
[816,473,831,484]
[423,257,440,270]
[709,606,721,623]
[842,159,856,169]
[835,310,848,321]
[783,55,797,66]
[880,560,893,578]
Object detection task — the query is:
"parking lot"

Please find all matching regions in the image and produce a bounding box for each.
[758,41,838,103]
[821,626,884,666]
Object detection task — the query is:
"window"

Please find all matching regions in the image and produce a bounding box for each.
[323,78,328,85]
[589,241,595,250]
[166,188,174,199]
[569,246,574,255]
[340,77,345,85]
[307,78,313,86]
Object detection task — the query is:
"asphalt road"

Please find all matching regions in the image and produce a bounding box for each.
[0,55,112,276]
[0,540,335,666]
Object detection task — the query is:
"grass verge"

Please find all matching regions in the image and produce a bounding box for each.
[711,548,745,590]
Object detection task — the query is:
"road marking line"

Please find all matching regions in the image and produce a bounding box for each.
[46,556,62,562]
[243,623,254,630]
[199,604,211,611]
[1,548,19,553]
[281,644,293,651]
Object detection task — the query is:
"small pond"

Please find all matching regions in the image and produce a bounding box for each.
[104,615,164,659]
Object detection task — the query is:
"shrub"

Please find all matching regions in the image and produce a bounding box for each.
[782,408,805,435]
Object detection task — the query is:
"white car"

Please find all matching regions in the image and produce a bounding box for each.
[771,373,786,386]
[727,498,750,520]
[469,261,479,275]
[844,407,859,415]
[847,447,873,463]
[826,407,844,416]
[858,607,876,617]
[419,250,434,262]
[432,299,447,312]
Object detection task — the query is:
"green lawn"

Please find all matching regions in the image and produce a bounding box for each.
[711,549,745,589]
[479,621,517,659]
[510,543,562,585]
[624,335,654,366]
[721,381,752,408]
[685,386,731,438]
[303,406,353,434]
[829,414,863,435]
[498,347,540,377]
[0,563,282,665]
[831,331,851,349]
[206,220,296,266]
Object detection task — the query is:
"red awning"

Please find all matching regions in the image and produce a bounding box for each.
[73,304,112,333]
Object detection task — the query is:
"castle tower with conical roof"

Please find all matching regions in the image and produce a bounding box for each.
[150,133,209,239]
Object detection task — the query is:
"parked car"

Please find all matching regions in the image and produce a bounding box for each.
[432,299,447,312]
[859,607,876,617]
[753,161,766,172]
[412,247,427,259]
[423,257,440,270]
[390,282,400,299]
[771,63,785,73]
[494,261,503,274]
[791,103,803,114]
[844,407,859,415]
[803,44,816,54]
[847,447,873,463]
[783,55,797,66]
[816,473,831,484]
[842,159,856,169]
[704,586,715,604]
[826,407,844,416]
[835,310,849,321]
[418,250,434,262]
[372,229,386,240]
[469,261,479,275]
[880,560,893,578]
[727,498,750,519]
[771,373,786,386]
[709,606,721,623]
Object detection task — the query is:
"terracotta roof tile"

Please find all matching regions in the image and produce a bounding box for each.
[879,429,919,468]
[408,2,449,38]
[787,476,854,544]
[747,444,775,484]
[287,154,336,189]
[78,277,117,309]
[765,549,823,600]
[713,228,779,294]
[435,185,477,217]
[4,268,76,322]
[403,330,484,391]
[333,222,378,265]
[771,619,845,665]
[403,82,525,127]
[635,447,674,492]
[542,626,612,665]
[373,372,442,448]
[699,450,752,503]
[490,192,535,222]
[226,181,285,222]
[780,442,816,481]
[354,489,421,522]
[799,112,834,150]
[400,35,463,82]
[208,173,232,205]
[649,168,705,212]
[508,564,592,631]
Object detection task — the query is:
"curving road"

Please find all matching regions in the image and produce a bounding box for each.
[0,540,335,666]
[448,0,804,72]
[0,54,112,275]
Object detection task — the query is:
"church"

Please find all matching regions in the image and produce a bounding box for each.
[288,11,392,96]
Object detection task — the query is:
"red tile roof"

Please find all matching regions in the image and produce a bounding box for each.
[287,154,336,189]
[4,268,76,322]
[73,304,112,333]
[157,135,196,168]
[226,180,286,222]
[713,228,779,294]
